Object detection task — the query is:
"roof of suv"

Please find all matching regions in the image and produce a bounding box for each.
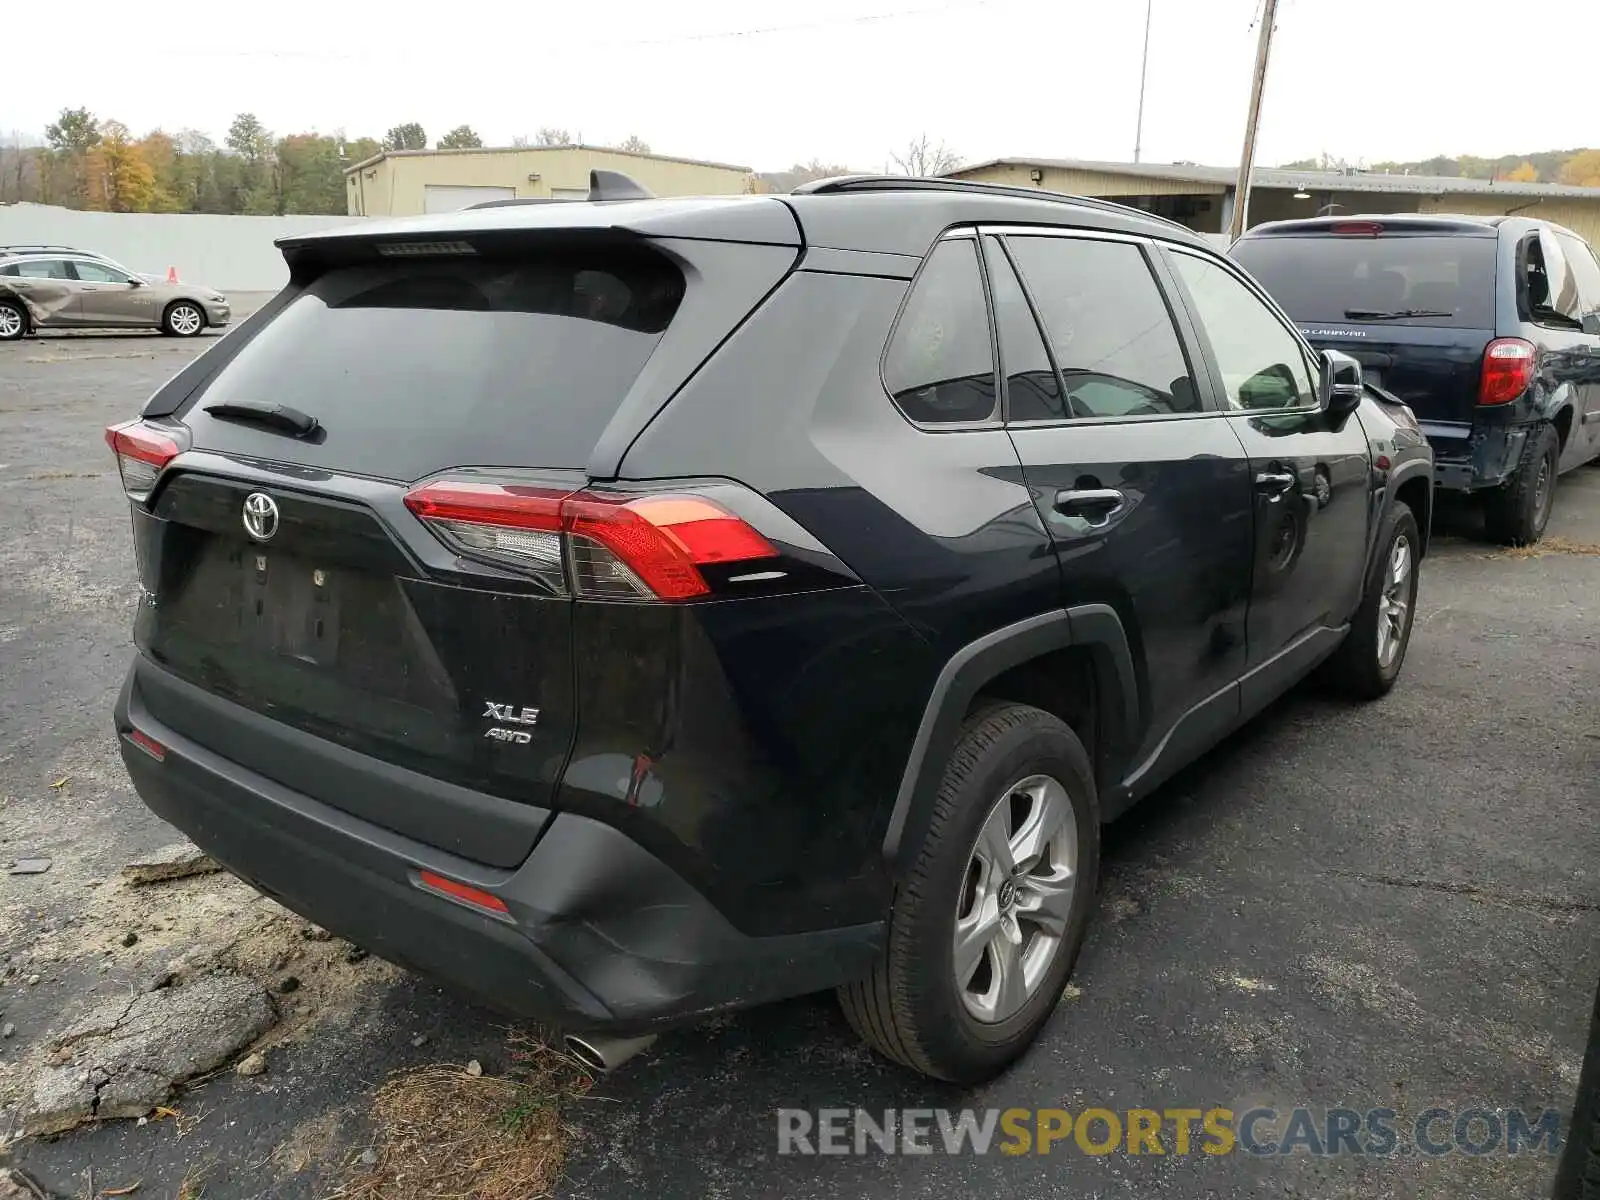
[277,178,1211,263]
[1240,213,1591,242]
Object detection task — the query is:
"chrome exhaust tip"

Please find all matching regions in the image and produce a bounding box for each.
[564,1032,657,1073]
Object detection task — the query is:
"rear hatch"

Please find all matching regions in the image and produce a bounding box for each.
[1230,223,1498,430]
[115,226,795,867]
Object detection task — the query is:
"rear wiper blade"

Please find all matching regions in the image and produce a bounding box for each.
[202,399,320,438]
[1342,308,1453,320]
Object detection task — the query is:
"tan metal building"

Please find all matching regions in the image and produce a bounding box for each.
[945,157,1600,245]
[345,145,756,217]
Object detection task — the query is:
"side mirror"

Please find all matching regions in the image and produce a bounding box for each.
[1320,349,1364,418]
[126,276,144,287]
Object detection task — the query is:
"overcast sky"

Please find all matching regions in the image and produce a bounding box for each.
[9,0,1599,171]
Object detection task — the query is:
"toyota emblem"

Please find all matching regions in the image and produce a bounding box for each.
[242,492,279,542]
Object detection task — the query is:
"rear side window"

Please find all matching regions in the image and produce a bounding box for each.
[1230,233,1496,328]
[884,240,997,424]
[1006,235,1199,418]
[1555,233,1600,320]
[982,237,1064,422]
[187,248,684,479]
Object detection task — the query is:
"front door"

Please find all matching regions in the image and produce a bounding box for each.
[986,230,1256,786]
[69,259,155,326]
[1162,248,1371,694]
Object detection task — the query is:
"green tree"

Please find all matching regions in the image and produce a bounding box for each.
[225,112,272,161]
[438,125,482,149]
[383,123,427,151]
[275,133,346,214]
[43,107,101,205]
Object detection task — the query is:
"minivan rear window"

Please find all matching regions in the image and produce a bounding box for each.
[1230,234,1496,329]
[185,248,684,480]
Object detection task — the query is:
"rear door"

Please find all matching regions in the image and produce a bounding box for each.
[1230,226,1497,452]
[989,229,1256,779]
[2,258,83,325]
[129,240,696,867]
[1163,247,1371,692]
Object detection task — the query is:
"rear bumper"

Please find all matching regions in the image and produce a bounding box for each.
[1426,422,1529,492]
[114,659,881,1034]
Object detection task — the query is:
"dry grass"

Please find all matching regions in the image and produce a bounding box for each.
[331,1032,593,1200]
[1496,535,1600,559]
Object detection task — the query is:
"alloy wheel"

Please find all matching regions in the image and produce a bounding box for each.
[0,306,22,338]
[169,305,202,335]
[953,774,1077,1024]
[1376,534,1413,670]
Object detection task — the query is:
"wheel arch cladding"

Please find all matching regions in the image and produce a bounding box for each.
[883,605,1138,877]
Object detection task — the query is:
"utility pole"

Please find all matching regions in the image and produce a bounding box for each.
[1228,0,1280,242]
[1133,0,1153,163]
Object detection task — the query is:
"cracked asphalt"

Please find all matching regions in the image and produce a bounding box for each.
[1,325,1596,1199]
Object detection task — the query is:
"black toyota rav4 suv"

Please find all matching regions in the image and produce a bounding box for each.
[1232,215,1600,545]
[108,176,1432,1083]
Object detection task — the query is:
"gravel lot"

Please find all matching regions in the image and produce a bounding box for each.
[1,329,1596,1199]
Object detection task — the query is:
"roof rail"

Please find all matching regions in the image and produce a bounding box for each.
[465,197,571,210]
[0,244,85,255]
[790,175,1195,234]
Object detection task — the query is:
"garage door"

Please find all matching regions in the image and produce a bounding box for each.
[423,185,517,214]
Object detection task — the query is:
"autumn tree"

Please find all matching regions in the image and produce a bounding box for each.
[890,134,961,176]
[1506,161,1539,183]
[82,120,163,212]
[1560,150,1600,188]
[383,123,427,151]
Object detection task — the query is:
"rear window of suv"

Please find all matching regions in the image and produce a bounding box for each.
[1230,233,1496,329]
[185,247,684,480]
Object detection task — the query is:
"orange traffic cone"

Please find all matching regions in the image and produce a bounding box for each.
[165,266,178,283]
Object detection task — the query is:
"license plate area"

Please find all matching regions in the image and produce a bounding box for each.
[241,551,342,667]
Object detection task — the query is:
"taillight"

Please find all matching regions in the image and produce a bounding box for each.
[1478,338,1536,406]
[105,420,181,501]
[403,481,779,601]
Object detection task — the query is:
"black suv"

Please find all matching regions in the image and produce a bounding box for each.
[108,177,1431,1083]
[1231,215,1600,545]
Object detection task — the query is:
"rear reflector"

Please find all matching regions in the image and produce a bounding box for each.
[1478,337,1536,405]
[416,870,511,917]
[105,421,181,501]
[404,481,778,601]
[124,729,168,762]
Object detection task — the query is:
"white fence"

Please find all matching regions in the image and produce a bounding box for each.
[0,203,364,292]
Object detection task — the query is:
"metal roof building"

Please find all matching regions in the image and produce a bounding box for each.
[945,157,1600,244]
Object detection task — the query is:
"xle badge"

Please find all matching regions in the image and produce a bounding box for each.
[483,701,540,745]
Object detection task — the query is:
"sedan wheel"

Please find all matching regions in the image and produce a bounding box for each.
[1375,534,1413,670]
[0,301,25,341]
[165,303,204,337]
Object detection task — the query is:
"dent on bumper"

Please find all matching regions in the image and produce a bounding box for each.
[1430,424,1529,492]
[113,664,881,1033]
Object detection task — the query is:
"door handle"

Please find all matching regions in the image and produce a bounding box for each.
[1053,488,1125,523]
[1254,471,1296,496]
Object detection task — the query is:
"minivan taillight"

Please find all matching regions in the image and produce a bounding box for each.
[403,481,778,601]
[1478,338,1536,406]
[104,421,181,501]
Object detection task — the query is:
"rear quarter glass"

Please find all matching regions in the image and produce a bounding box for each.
[1231,234,1496,329]
[179,248,684,481]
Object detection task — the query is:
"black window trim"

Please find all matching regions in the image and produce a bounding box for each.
[65,257,134,285]
[979,223,1224,429]
[1160,242,1326,417]
[877,227,1005,433]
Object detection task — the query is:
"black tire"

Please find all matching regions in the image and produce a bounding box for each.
[0,298,27,341]
[1320,501,1421,700]
[1483,423,1559,546]
[162,301,205,338]
[838,703,1100,1083]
